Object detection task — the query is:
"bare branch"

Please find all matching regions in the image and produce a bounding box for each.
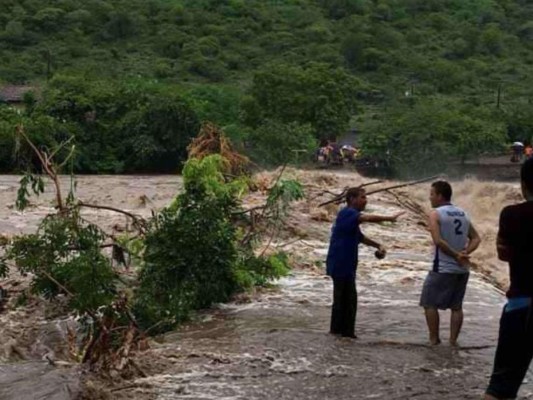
[318,175,441,207]
[76,202,147,232]
[231,204,267,216]
[366,175,441,195]
[16,125,65,210]
[49,136,75,160]
[360,179,384,189]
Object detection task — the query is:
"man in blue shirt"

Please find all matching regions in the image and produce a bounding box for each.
[326,187,404,338]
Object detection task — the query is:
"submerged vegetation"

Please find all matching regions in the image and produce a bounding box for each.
[0,128,301,368]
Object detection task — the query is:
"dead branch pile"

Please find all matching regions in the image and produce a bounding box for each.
[187,122,250,176]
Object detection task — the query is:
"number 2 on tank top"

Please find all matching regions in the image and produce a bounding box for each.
[453,219,463,235]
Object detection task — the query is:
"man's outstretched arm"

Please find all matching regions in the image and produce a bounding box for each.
[360,211,405,223]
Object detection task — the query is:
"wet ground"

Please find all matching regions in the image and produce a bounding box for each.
[125,271,508,399]
[0,172,530,399]
[107,177,531,400]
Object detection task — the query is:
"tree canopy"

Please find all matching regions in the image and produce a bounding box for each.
[1,0,533,173]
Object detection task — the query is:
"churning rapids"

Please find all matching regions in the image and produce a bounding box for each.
[0,171,531,400]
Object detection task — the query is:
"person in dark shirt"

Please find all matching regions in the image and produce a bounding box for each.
[485,157,533,399]
[326,187,404,338]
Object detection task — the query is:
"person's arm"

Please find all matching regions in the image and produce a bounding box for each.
[497,234,512,261]
[428,210,468,264]
[359,211,405,223]
[361,235,382,250]
[463,223,481,255]
[496,208,513,262]
[361,235,387,259]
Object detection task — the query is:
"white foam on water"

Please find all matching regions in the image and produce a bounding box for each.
[269,356,312,374]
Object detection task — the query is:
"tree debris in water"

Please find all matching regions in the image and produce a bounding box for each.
[187,122,250,176]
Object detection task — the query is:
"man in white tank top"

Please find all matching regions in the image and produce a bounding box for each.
[419,181,481,346]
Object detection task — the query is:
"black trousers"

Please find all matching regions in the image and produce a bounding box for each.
[486,305,533,399]
[330,278,357,337]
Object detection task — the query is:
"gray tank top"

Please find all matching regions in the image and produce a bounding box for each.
[433,204,470,274]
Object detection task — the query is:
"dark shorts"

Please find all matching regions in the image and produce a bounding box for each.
[486,304,533,399]
[419,271,469,310]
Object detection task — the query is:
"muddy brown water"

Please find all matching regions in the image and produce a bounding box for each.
[0,173,530,399]
[0,175,182,400]
[118,215,531,400]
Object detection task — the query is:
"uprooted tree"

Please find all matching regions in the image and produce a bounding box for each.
[0,123,303,371]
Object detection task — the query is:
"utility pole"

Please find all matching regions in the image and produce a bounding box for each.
[40,47,53,82]
[496,82,502,109]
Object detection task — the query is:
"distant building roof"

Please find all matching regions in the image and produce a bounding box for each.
[0,85,38,103]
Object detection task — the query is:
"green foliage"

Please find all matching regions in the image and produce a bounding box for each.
[0,259,8,279]
[16,173,45,210]
[134,155,295,333]
[116,93,200,172]
[361,99,507,176]
[318,0,370,19]
[3,0,533,170]
[182,85,242,128]
[1,77,202,173]
[266,178,305,220]
[504,104,533,143]
[243,63,359,139]
[6,212,117,314]
[134,155,245,331]
[248,120,317,166]
[180,155,248,203]
[134,203,239,331]
[234,252,290,288]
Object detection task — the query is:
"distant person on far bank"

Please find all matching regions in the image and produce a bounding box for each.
[420,181,481,346]
[511,142,524,163]
[485,158,533,400]
[326,187,404,338]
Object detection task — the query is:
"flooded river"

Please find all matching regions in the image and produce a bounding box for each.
[108,191,530,400]
[0,172,530,399]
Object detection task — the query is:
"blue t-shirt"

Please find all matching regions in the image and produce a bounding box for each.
[326,207,363,279]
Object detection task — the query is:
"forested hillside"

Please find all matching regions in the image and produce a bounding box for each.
[1,0,533,174]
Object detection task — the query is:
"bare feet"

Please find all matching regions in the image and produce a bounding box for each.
[429,338,441,346]
[449,340,459,347]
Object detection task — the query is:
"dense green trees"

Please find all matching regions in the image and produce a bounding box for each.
[0,77,201,173]
[247,120,317,165]
[242,63,358,140]
[361,99,507,176]
[2,0,533,173]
